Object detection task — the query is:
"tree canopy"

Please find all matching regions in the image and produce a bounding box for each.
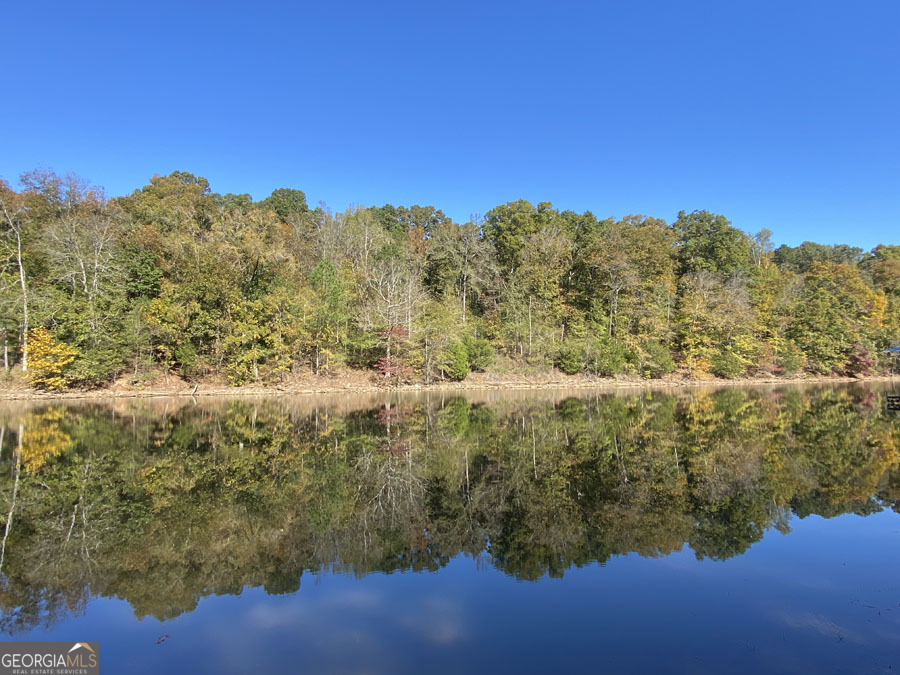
[0,169,896,389]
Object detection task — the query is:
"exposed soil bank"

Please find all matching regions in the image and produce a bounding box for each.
[0,372,893,401]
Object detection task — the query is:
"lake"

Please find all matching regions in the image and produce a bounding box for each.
[1,383,899,673]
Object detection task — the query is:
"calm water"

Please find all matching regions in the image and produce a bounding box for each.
[1,384,899,673]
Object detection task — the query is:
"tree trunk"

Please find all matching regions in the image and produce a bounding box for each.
[16,231,27,373]
[609,288,619,338]
[464,446,470,495]
[406,285,412,335]
[462,277,467,323]
[528,296,533,357]
[424,332,430,384]
[1,424,21,576]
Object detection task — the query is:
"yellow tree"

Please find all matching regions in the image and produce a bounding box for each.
[27,327,78,390]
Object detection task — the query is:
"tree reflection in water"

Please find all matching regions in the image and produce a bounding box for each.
[0,384,898,633]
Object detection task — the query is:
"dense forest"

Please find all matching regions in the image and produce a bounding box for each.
[0,169,898,390]
[1,386,898,629]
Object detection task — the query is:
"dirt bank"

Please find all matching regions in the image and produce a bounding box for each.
[0,371,892,401]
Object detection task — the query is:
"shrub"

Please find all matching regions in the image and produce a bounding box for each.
[439,341,470,381]
[711,349,745,378]
[585,336,628,376]
[643,341,675,378]
[776,342,807,376]
[28,327,78,391]
[556,341,585,375]
[374,356,412,380]
[462,335,495,372]
[70,347,126,387]
[845,344,876,377]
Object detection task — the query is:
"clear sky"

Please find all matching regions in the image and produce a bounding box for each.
[1,1,897,249]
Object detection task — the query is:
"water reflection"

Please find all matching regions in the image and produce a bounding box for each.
[0,384,898,634]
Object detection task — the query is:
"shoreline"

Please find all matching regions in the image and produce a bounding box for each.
[0,373,893,401]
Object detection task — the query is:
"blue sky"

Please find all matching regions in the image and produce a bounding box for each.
[2,1,897,249]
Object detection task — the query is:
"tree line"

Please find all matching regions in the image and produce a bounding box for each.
[0,169,897,389]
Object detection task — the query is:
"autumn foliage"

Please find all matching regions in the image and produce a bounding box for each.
[0,170,897,389]
[27,327,78,390]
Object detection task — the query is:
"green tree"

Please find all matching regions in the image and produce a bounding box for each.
[774,241,864,274]
[484,200,559,274]
[438,340,469,380]
[117,171,214,232]
[674,210,752,276]
[788,262,886,374]
[258,188,308,222]
[308,259,350,374]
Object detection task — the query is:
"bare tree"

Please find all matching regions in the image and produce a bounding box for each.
[44,192,124,331]
[0,182,29,372]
